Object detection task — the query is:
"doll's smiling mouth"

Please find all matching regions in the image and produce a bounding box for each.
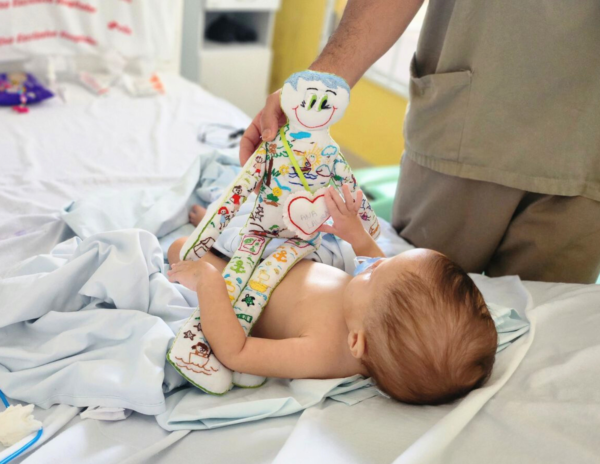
[293,106,337,129]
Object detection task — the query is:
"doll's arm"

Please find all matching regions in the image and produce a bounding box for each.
[331,153,381,239]
[180,146,267,261]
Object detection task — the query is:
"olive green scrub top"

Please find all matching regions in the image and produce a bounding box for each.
[403,0,600,200]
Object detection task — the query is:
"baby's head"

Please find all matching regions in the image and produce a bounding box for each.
[343,249,497,405]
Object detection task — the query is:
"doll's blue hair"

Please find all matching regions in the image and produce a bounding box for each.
[285,70,350,95]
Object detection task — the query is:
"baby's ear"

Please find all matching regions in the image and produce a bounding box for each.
[348,329,366,359]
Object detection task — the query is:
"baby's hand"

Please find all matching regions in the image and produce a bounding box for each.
[167,259,224,292]
[317,184,367,246]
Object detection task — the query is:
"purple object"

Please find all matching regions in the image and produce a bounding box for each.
[0,72,54,107]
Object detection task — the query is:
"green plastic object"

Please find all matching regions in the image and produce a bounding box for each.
[353,165,400,223]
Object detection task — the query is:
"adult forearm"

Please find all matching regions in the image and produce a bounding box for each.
[310,0,424,87]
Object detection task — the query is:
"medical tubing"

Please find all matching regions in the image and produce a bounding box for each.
[0,389,44,464]
[0,391,9,408]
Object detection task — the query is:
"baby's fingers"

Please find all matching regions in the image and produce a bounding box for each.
[329,186,348,214]
[167,269,179,283]
[354,189,364,213]
[341,184,354,205]
[342,184,361,214]
[324,187,341,216]
[316,223,336,235]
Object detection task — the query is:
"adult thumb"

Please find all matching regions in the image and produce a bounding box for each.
[260,90,282,141]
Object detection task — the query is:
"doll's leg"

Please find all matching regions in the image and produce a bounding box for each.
[233,236,321,333]
[232,235,322,387]
[222,234,272,305]
[167,305,233,395]
[166,234,270,394]
[180,148,267,262]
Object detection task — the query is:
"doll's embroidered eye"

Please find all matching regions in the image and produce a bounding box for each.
[318,96,329,112]
[308,95,318,110]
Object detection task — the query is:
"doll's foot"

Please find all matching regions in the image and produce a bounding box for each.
[189,205,207,226]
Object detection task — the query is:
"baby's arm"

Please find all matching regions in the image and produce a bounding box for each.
[332,153,381,239]
[318,184,385,259]
[195,261,330,379]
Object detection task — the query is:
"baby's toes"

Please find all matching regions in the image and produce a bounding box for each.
[189,204,207,226]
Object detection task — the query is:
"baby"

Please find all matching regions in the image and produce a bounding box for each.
[168,185,498,405]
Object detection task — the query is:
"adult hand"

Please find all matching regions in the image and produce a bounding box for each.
[239,89,287,166]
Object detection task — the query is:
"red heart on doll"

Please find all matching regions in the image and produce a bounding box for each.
[283,188,331,240]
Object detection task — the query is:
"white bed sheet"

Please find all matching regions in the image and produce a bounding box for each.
[2,76,600,464]
[7,279,600,464]
[0,74,249,273]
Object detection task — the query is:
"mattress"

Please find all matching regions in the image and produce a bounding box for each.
[1,76,600,464]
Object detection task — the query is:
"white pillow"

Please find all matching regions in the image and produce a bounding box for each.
[0,0,177,64]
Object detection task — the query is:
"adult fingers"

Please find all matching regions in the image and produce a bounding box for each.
[260,90,283,142]
[239,112,262,166]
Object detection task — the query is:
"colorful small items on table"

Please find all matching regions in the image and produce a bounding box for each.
[0,72,54,114]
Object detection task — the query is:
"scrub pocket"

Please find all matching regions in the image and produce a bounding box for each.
[404,53,472,161]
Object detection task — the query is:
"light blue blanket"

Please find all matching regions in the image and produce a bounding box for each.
[61,151,414,273]
[0,230,188,415]
[0,152,383,431]
[0,152,529,431]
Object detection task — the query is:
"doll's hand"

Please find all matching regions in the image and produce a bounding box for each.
[239,89,287,166]
[317,184,368,246]
[167,260,224,292]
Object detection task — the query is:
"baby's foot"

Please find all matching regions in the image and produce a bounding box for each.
[189,204,207,226]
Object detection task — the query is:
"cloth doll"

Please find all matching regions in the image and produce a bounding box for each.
[168,70,380,395]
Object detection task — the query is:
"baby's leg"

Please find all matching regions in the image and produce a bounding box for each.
[168,237,187,265]
[189,204,207,227]
[168,203,207,265]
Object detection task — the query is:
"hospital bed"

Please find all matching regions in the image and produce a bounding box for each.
[1,4,600,464]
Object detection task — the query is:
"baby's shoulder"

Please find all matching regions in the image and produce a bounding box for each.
[286,262,349,312]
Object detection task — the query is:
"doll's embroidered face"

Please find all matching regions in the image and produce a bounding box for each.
[281,71,350,131]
